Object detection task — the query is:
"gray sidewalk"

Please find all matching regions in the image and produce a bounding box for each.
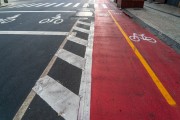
[124,1,180,53]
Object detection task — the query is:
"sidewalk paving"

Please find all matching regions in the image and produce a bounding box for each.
[124,1,180,53]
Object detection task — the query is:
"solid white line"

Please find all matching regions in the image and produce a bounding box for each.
[78,21,94,120]
[102,4,108,8]
[56,49,85,70]
[83,3,89,8]
[0,11,76,13]
[44,3,57,7]
[73,26,90,34]
[54,3,64,7]
[33,76,80,120]
[73,3,80,7]
[63,3,72,7]
[0,31,69,35]
[77,21,91,26]
[67,35,88,46]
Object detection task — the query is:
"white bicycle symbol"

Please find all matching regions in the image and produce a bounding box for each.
[0,14,21,24]
[39,14,63,24]
[129,33,157,43]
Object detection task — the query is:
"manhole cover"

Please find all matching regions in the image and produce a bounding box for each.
[76,11,93,17]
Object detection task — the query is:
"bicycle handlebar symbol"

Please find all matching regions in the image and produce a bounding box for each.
[0,14,21,24]
[39,14,63,24]
[129,33,157,43]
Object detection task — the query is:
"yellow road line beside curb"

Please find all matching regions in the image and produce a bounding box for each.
[108,10,176,106]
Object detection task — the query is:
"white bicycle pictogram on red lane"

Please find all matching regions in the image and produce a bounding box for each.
[129,33,157,43]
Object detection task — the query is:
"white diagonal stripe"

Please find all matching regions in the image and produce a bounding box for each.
[77,21,91,26]
[83,3,89,8]
[56,49,85,70]
[73,3,80,7]
[0,31,69,35]
[44,3,57,7]
[35,3,49,7]
[73,26,90,34]
[33,75,80,120]
[67,35,88,46]
[102,3,107,8]
[95,3,98,8]
[54,3,64,7]
[63,3,72,7]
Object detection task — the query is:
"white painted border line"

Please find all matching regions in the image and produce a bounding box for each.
[55,49,85,70]
[0,31,69,36]
[73,26,90,34]
[67,35,88,46]
[0,11,76,13]
[78,21,94,120]
[33,75,80,120]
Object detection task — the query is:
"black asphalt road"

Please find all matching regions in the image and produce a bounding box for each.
[0,0,92,119]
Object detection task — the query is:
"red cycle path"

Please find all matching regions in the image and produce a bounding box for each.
[91,0,180,120]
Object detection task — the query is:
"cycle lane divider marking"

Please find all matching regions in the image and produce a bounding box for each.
[108,10,176,106]
[13,19,94,120]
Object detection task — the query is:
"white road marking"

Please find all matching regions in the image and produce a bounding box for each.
[33,75,80,120]
[73,3,80,7]
[35,3,49,7]
[95,3,98,8]
[78,21,94,120]
[83,3,89,8]
[63,3,72,7]
[13,20,80,120]
[54,3,64,7]
[0,11,76,13]
[56,49,85,70]
[0,31,69,36]
[102,4,108,8]
[73,26,90,34]
[44,3,57,7]
[77,21,91,26]
[67,35,88,46]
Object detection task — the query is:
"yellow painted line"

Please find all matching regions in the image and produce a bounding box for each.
[108,10,176,106]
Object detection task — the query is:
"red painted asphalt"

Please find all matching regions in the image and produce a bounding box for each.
[91,0,180,120]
